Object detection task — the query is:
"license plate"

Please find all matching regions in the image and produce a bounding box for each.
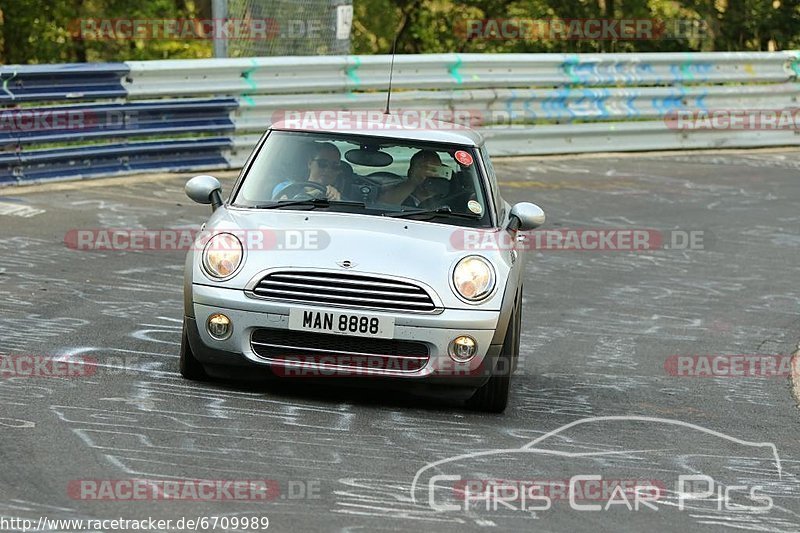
[288,308,395,339]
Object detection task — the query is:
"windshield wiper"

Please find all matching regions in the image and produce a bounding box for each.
[253,199,367,210]
[384,206,482,221]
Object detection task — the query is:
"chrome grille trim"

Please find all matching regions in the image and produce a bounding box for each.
[255,280,432,299]
[247,269,439,313]
[251,288,434,308]
[270,273,416,290]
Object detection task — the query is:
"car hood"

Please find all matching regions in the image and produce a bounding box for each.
[191,207,515,311]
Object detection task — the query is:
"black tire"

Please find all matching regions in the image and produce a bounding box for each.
[179,323,208,381]
[467,305,518,413]
[512,296,522,371]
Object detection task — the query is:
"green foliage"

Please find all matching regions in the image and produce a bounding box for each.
[0,0,797,64]
[353,0,800,55]
[0,0,212,64]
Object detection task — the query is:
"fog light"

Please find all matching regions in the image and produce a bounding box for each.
[207,313,232,340]
[449,335,477,363]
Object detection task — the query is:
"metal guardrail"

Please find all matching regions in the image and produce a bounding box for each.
[1,98,237,147]
[0,138,231,184]
[1,51,798,184]
[0,63,130,103]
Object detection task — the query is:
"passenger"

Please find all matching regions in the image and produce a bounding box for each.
[272,142,344,200]
[379,149,450,207]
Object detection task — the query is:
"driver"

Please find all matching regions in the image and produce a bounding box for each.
[272,142,344,201]
[378,149,450,207]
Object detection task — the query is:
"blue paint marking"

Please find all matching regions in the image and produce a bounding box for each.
[592,88,610,119]
[625,91,639,118]
[561,56,582,84]
[695,90,708,111]
[506,90,518,121]
[448,55,463,84]
[669,60,713,82]
[652,87,688,116]
[555,87,574,120]
[542,87,570,118]
[523,92,537,121]
[542,90,553,119]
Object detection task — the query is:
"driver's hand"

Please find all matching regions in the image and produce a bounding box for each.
[325,185,342,201]
[413,163,441,186]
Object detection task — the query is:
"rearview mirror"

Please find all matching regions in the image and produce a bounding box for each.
[345,147,393,167]
[508,202,545,231]
[185,175,223,211]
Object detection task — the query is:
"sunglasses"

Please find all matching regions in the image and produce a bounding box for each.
[312,158,341,170]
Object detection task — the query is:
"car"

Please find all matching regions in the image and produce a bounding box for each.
[179,113,545,412]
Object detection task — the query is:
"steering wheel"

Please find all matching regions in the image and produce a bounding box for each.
[274,181,328,200]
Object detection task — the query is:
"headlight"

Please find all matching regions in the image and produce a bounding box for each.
[202,233,243,279]
[452,255,495,302]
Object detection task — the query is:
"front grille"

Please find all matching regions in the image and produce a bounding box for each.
[251,328,430,374]
[250,270,437,312]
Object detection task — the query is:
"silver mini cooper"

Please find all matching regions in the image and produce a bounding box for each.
[180,115,545,412]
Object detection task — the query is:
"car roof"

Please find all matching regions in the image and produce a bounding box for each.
[270,111,485,147]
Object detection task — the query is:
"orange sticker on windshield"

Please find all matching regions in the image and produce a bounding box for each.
[454,150,473,166]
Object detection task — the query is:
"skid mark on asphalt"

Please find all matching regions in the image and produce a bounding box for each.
[0,201,45,218]
[68,199,172,228]
[511,380,596,417]
[0,500,90,529]
[2,153,799,531]
[0,418,35,428]
[0,315,89,353]
[501,179,640,190]
[333,478,468,524]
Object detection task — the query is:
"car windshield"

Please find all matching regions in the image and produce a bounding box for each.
[232,130,492,227]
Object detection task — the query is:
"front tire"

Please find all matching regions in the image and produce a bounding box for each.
[179,322,208,381]
[467,307,518,413]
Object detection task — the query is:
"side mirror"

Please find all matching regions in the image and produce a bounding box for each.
[185,175,223,211]
[508,202,545,231]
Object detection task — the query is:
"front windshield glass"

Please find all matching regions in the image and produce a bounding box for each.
[233,130,492,227]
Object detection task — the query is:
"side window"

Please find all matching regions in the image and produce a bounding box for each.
[481,145,505,222]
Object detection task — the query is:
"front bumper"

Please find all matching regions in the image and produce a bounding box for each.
[187,284,504,387]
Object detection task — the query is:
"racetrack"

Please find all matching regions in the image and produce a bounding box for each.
[1,149,799,532]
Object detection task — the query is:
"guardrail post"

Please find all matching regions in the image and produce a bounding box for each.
[212,0,228,59]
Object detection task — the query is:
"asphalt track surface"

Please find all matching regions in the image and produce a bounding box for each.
[1,149,799,532]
